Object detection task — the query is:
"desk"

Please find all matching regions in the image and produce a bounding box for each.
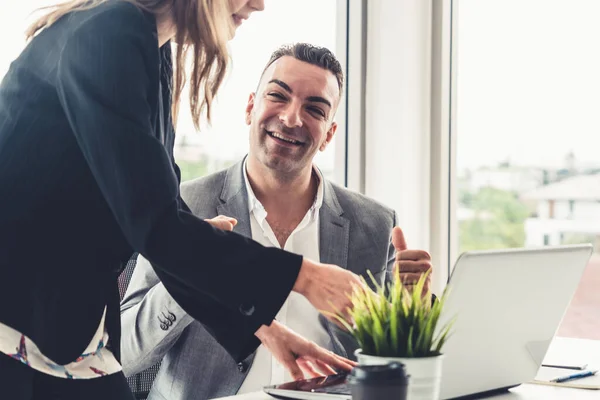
[213,337,600,400]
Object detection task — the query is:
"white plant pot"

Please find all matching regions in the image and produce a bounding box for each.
[355,349,444,400]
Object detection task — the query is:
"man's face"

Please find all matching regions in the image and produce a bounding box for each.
[246,56,340,175]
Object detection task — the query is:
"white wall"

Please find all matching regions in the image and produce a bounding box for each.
[535,200,600,220]
[537,201,550,219]
[359,0,453,294]
[573,201,600,219]
[527,199,600,246]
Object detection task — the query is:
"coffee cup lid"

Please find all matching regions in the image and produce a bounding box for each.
[348,362,409,384]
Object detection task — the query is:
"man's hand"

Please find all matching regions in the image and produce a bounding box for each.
[255,321,356,380]
[204,215,237,231]
[293,258,366,326]
[392,226,432,292]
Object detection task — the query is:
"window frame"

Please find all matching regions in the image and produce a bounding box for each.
[336,0,367,190]
[431,0,457,289]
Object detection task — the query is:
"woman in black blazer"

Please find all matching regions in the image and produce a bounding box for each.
[0,0,360,398]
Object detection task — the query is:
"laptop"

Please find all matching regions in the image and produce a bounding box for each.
[264,244,593,400]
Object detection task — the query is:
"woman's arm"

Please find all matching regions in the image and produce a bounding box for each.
[56,5,300,362]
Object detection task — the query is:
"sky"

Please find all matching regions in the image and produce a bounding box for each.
[456,0,600,172]
[2,0,599,174]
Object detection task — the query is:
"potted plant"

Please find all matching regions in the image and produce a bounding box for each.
[330,270,454,400]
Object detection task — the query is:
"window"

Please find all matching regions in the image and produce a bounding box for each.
[0,1,345,183]
[569,199,576,218]
[175,0,343,182]
[453,0,600,339]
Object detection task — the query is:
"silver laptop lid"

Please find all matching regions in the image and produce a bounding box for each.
[438,244,592,399]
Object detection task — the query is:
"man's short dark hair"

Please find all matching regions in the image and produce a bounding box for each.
[262,43,344,94]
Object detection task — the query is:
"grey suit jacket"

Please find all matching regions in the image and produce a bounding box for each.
[120,160,397,400]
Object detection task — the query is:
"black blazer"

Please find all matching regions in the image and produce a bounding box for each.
[0,0,301,365]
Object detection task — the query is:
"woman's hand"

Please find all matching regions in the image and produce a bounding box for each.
[255,321,356,380]
[293,258,367,327]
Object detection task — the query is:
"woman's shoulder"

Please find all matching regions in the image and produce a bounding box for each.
[52,0,159,64]
[65,0,156,40]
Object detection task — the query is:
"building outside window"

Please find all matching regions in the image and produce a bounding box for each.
[454,0,600,339]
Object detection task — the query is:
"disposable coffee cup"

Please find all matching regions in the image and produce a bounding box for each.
[348,362,409,400]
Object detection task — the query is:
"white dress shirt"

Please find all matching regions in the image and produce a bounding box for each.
[237,162,332,394]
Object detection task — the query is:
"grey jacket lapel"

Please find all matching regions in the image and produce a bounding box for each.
[318,180,353,359]
[319,180,349,269]
[216,160,252,238]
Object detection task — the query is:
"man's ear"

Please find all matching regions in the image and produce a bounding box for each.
[245,93,256,125]
[319,122,338,151]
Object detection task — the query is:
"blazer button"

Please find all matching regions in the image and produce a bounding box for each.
[237,361,248,373]
[239,303,255,317]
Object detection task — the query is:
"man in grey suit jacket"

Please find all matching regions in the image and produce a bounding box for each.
[120,43,433,400]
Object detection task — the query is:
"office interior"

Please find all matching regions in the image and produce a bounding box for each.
[1,0,599,399]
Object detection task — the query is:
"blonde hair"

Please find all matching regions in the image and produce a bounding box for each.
[26,0,232,129]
